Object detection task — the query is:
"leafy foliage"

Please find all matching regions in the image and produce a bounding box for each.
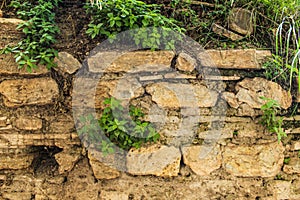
[0,0,60,71]
[260,97,286,142]
[84,0,184,49]
[78,97,160,155]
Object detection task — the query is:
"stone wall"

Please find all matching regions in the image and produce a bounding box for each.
[0,17,300,200]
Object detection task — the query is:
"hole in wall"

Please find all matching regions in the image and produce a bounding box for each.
[31,146,63,176]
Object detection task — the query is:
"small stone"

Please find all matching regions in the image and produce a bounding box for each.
[223,142,284,177]
[0,18,24,49]
[292,142,300,150]
[283,157,300,174]
[54,52,81,74]
[176,52,196,72]
[0,10,3,18]
[229,8,254,35]
[222,92,239,109]
[0,116,8,127]
[212,23,244,41]
[15,116,42,130]
[0,78,59,107]
[100,191,128,200]
[146,82,218,108]
[88,151,120,180]
[88,50,174,73]
[127,144,181,177]
[55,147,81,174]
[182,145,222,175]
[236,77,292,109]
[237,103,257,117]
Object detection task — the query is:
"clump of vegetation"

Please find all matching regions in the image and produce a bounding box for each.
[260,97,286,142]
[0,0,60,71]
[84,0,184,49]
[78,97,160,155]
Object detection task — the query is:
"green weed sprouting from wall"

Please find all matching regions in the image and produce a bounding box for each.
[260,97,286,143]
[0,0,60,71]
[84,0,185,50]
[78,97,160,155]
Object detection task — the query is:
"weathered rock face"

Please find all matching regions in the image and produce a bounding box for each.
[88,151,120,180]
[127,145,181,177]
[199,49,271,69]
[223,142,284,177]
[0,78,59,107]
[88,51,174,73]
[236,77,292,109]
[0,150,34,170]
[146,82,218,108]
[182,145,222,175]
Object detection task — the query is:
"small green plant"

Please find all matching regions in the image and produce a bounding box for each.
[84,0,184,49]
[260,97,287,143]
[233,130,238,136]
[78,97,160,155]
[0,0,60,71]
[284,157,291,164]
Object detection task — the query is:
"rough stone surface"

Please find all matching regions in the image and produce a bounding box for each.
[127,144,181,177]
[223,142,285,177]
[88,51,174,73]
[176,52,196,72]
[49,114,75,133]
[229,8,254,35]
[88,151,120,180]
[199,49,271,69]
[182,145,222,175]
[0,54,49,75]
[237,103,258,117]
[0,116,8,127]
[0,18,24,49]
[222,92,239,108]
[55,147,81,174]
[0,78,59,107]
[14,116,42,130]
[54,52,81,74]
[236,77,292,109]
[283,157,300,174]
[146,82,218,108]
[212,23,244,41]
[0,152,34,170]
[269,181,291,200]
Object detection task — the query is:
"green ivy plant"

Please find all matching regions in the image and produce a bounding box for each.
[78,97,160,155]
[260,97,286,142]
[0,0,60,71]
[84,0,185,50]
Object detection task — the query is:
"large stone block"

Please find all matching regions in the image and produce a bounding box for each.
[198,49,271,69]
[0,77,59,107]
[283,157,300,174]
[0,151,34,170]
[223,142,284,177]
[182,145,222,175]
[236,77,292,109]
[14,116,43,130]
[88,50,174,73]
[146,82,218,108]
[127,144,181,177]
